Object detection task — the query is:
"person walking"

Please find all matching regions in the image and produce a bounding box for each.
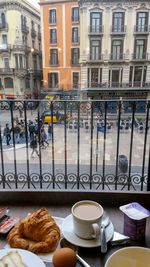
[30,135,39,158]
[3,123,11,146]
[47,123,52,140]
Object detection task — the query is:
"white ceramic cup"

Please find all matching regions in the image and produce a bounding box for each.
[71,200,104,240]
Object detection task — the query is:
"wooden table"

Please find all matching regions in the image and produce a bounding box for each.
[0,205,150,267]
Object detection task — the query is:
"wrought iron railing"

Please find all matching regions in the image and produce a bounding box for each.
[0,100,150,192]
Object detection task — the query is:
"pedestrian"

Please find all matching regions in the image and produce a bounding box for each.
[40,126,49,148]
[28,121,35,140]
[14,123,21,143]
[47,123,52,140]
[30,135,39,158]
[3,123,11,146]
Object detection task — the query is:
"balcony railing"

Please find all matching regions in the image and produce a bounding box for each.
[132,53,149,61]
[86,82,150,89]
[72,37,80,44]
[0,44,11,52]
[88,25,104,34]
[0,99,150,192]
[0,68,14,74]
[87,53,103,61]
[134,25,150,34]
[71,59,80,66]
[50,38,57,45]
[38,32,41,41]
[31,29,37,38]
[111,25,127,34]
[49,60,59,66]
[0,22,8,31]
[109,53,125,61]
[12,44,31,52]
[21,25,29,34]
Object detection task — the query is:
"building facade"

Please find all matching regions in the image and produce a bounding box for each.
[0,0,42,99]
[40,0,150,100]
[40,0,80,94]
[79,0,150,99]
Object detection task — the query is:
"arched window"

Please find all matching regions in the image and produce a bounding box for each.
[4,77,14,88]
[1,13,5,27]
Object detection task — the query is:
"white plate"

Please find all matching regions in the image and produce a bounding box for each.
[62,214,114,248]
[0,248,46,267]
[5,216,65,263]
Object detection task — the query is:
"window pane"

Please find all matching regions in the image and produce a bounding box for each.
[49,10,56,24]
[72,7,79,22]
[73,72,79,88]
[48,73,59,88]
[4,77,14,88]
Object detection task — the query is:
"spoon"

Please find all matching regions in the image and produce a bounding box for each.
[60,238,92,267]
[100,213,110,253]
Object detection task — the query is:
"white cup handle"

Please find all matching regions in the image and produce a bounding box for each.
[92,223,100,238]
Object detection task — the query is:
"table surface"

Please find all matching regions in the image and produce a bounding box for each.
[0,205,150,267]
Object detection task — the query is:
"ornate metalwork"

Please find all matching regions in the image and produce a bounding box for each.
[0,99,149,192]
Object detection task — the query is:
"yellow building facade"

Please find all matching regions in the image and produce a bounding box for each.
[0,0,42,99]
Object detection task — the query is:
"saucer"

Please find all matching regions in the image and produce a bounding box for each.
[62,214,114,248]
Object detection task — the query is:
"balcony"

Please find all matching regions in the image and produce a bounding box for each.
[21,25,29,34]
[0,68,14,75]
[31,28,37,38]
[72,37,80,45]
[15,68,28,77]
[132,53,149,61]
[12,44,31,53]
[49,60,59,66]
[50,38,57,45]
[134,25,150,34]
[71,59,80,66]
[0,22,8,31]
[38,32,41,41]
[33,69,43,78]
[111,25,127,35]
[0,99,149,193]
[109,53,125,62]
[0,44,11,53]
[87,53,103,63]
[88,25,104,35]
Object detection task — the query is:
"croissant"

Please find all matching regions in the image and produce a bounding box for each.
[7,208,60,253]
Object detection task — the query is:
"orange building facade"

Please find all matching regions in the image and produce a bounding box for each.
[40,0,80,93]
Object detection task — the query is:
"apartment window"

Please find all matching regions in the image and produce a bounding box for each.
[91,68,98,87]
[136,12,148,32]
[33,57,37,70]
[112,12,124,32]
[72,7,79,22]
[49,9,56,24]
[25,78,30,89]
[48,73,59,88]
[129,66,147,87]
[71,48,79,65]
[72,27,78,43]
[15,55,19,69]
[2,34,7,44]
[50,29,57,44]
[4,77,13,88]
[1,13,5,27]
[73,72,79,88]
[19,55,23,69]
[0,78,2,90]
[90,12,102,32]
[134,39,147,59]
[109,68,123,87]
[4,58,9,68]
[31,20,34,30]
[90,40,101,60]
[111,40,123,59]
[50,49,58,65]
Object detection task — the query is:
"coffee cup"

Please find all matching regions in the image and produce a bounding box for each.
[71,200,104,240]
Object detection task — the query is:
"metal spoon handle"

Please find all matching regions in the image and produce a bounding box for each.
[77,254,92,267]
[101,225,107,253]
